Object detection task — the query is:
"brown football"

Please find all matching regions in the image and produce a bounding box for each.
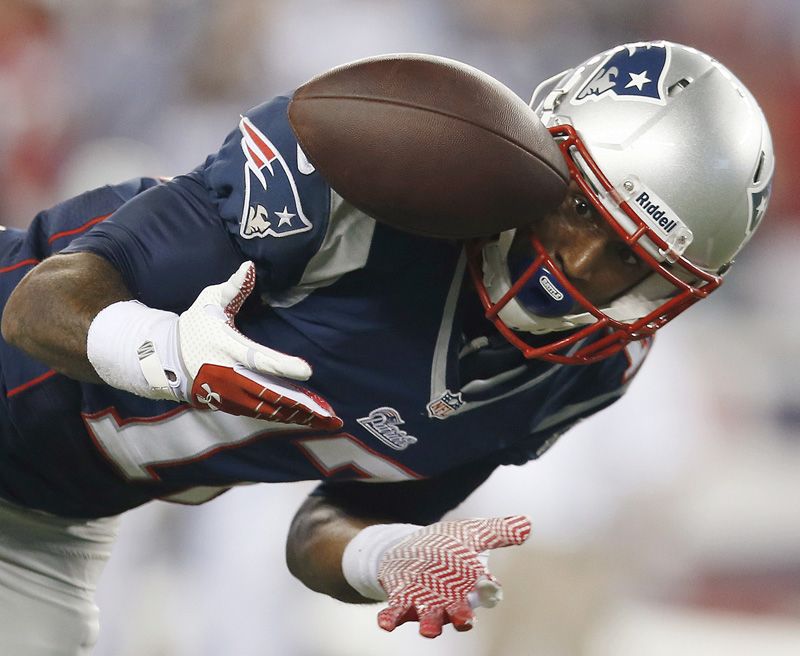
[287,54,569,239]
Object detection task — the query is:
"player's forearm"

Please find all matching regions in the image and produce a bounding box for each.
[286,495,389,604]
[1,252,132,382]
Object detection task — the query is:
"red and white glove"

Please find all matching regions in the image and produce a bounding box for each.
[87,261,342,431]
[342,516,532,638]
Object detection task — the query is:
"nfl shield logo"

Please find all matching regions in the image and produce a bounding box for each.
[426,390,464,420]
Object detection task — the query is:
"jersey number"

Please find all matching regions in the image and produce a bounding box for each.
[85,407,415,503]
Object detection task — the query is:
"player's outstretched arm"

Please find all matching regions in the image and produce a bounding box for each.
[286,494,532,638]
[286,495,387,604]
[2,253,341,429]
[2,252,130,382]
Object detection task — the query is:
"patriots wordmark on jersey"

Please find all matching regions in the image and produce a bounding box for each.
[0,96,650,520]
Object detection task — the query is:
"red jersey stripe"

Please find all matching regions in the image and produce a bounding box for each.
[7,369,58,398]
[48,213,112,245]
[0,258,40,274]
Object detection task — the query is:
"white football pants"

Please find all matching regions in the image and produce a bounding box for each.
[0,496,119,656]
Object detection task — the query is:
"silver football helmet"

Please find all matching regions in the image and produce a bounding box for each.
[468,40,774,364]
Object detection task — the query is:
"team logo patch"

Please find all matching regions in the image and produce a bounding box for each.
[356,407,418,451]
[748,180,772,235]
[426,390,464,419]
[573,43,670,105]
[239,116,313,239]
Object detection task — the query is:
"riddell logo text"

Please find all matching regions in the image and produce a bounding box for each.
[634,192,677,233]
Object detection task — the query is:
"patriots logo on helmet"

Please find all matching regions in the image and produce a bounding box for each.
[748,181,772,235]
[573,43,670,105]
[239,116,313,239]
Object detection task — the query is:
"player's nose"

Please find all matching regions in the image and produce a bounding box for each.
[554,232,608,282]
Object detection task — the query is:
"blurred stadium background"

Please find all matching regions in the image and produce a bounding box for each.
[3,0,798,654]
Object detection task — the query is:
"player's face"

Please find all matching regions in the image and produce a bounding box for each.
[511,182,652,308]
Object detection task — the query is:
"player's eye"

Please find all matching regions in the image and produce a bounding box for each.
[572,195,592,217]
[572,196,592,218]
[617,243,641,267]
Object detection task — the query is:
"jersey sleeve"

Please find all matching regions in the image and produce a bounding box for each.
[62,95,334,310]
[310,459,500,525]
[202,94,332,291]
[61,175,244,312]
[25,176,161,261]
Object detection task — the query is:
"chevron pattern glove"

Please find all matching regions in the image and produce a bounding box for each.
[376,515,531,638]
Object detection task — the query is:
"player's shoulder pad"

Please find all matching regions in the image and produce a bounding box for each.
[202,95,332,289]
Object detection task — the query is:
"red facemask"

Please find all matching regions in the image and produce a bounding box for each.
[466,124,723,365]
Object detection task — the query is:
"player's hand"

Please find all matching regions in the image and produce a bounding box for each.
[376,515,531,638]
[141,261,342,430]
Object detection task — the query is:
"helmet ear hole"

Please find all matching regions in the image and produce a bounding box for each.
[753,151,767,185]
[667,78,692,96]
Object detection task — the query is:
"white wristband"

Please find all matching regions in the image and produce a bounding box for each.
[341,523,421,601]
[87,300,181,400]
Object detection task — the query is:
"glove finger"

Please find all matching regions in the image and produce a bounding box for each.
[218,261,256,318]
[465,515,532,552]
[191,364,342,429]
[258,401,343,431]
[418,607,445,639]
[223,333,312,381]
[377,605,415,632]
[445,600,475,632]
[251,346,312,381]
[233,366,341,427]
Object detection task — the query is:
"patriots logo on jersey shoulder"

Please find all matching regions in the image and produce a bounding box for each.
[573,43,670,105]
[238,115,313,239]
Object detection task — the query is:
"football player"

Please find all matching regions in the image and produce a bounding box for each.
[0,41,773,653]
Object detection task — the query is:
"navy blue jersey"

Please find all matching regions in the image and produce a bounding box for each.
[0,96,651,520]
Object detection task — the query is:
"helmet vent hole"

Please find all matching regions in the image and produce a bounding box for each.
[667,78,692,96]
[753,151,766,184]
